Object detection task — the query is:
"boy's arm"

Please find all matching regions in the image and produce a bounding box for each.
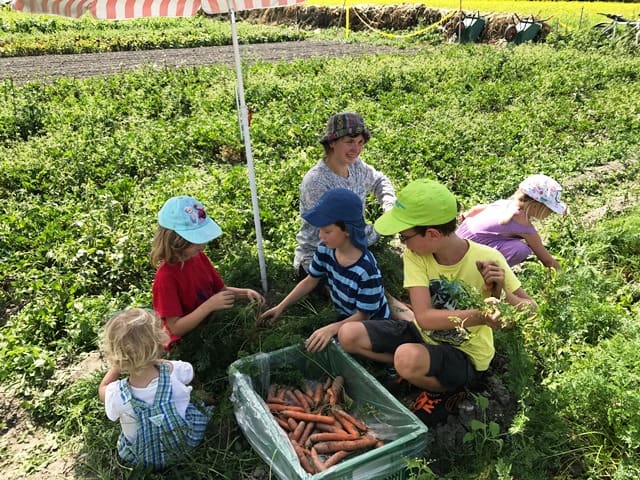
[409,286,490,330]
[503,287,537,312]
[477,261,537,312]
[258,275,320,325]
[99,367,120,402]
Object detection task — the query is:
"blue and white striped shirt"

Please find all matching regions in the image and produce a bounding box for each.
[309,243,390,320]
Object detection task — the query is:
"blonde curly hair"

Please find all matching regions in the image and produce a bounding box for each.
[102,308,168,375]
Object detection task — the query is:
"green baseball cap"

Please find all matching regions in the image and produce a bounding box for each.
[374,179,458,235]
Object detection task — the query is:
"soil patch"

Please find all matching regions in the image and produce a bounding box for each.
[0,40,411,84]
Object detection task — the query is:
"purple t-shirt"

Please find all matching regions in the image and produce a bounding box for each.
[456,200,537,267]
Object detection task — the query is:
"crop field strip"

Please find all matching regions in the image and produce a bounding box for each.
[1,2,639,479]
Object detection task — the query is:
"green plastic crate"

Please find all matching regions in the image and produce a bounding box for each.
[228,341,429,480]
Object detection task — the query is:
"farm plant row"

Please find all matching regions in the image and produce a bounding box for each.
[2,0,640,56]
[1,6,640,480]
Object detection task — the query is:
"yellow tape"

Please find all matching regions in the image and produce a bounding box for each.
[557,20,576,31]
[346,7,456,39]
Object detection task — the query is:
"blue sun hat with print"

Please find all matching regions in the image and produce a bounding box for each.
[158,196,222,244]
[302,188,367,251]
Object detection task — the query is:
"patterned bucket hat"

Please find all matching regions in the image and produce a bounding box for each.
[319,112,371,145]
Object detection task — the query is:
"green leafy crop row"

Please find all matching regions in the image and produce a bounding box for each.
[0,9,305,56]
[1,37,639,478]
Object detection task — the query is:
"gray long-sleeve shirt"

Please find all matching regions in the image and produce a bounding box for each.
[293,157,396,272]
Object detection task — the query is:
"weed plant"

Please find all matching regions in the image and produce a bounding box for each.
[1,18,640,480]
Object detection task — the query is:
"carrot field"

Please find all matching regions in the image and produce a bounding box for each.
[1,2,640,479]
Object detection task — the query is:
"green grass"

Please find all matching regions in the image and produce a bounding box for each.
[1,7,640,480]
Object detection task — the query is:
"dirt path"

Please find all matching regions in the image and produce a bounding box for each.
[0,40,409,84]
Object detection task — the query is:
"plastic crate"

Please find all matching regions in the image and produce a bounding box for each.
[228,341,429,480]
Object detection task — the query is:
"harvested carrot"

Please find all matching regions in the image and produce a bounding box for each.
[334,413,359,436]
[300,390,315,406]
[285,389,301,406]
[313,381,323,406]
[299,421,315,446]
[323,450,350,469]
[293,389,311,411]
[314,435,378,454]
[330,376,345,404]
[308,432,360,443]
[281,410,336,425]
[291,420,306,443]
[291,441,315,474]
[334,408,368,432]
[309,447,327,472]
[276,387,286,402]
[287,417,298,432]
[267,403,305,413]
[304,381,315,400]
[276,417,290,431]
[323,377,333,391]
[326,388,336,406]
[315,422,348,434]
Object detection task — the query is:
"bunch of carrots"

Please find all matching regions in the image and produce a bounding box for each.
[265,375,384,474]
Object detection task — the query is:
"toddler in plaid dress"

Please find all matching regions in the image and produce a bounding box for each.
[99,308,212,471]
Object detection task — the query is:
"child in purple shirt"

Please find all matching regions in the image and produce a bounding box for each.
[457,174,567,270]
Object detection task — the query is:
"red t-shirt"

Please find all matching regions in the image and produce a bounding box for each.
[152,251,225,346]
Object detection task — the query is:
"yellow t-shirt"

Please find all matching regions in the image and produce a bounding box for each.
[403,240,521,371]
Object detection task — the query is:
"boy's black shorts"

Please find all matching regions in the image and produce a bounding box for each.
[362,319,484,390]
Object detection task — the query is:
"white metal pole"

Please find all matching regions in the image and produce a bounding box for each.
[228,3,268,293]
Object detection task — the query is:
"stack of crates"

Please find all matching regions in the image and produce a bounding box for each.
[228,341,429,479]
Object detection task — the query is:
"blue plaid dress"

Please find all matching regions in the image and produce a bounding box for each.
[116,363,212,470]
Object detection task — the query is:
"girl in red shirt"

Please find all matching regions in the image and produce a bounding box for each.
[150,196,264,349]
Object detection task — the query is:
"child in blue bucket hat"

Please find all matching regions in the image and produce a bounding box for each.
[260,188,390,352]
[293,112,396,278]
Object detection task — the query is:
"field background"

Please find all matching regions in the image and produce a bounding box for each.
[1,1,640,480]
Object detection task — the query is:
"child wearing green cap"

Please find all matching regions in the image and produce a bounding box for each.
[338,179,537,413]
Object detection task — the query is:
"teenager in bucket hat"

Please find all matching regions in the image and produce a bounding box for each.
[260,188,390,353]
[338,179,536,424]
[150,196,264,350]
[457,173,567,270]
[293,112,396,278]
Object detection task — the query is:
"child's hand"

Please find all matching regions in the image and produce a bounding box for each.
[245,289,265,306]
[304,324,339,353]
[476,260,504,297]
[207,290,236,312]
[481,297,503,329]
[258,306,283,326]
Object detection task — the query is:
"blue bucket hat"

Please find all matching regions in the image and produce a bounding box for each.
[158,196,222,244]
[302,188,367,251]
